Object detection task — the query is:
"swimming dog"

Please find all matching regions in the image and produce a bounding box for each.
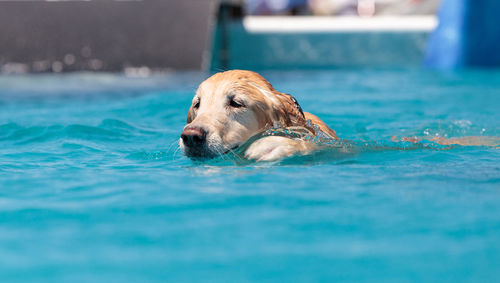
[180,70,499,161]
[179,70,337,161]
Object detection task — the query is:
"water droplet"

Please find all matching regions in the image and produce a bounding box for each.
[88,59,103,70]
[51,61,63,73]
[64,54,76,65]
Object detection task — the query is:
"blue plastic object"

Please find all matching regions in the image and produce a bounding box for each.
[425,0,500,68]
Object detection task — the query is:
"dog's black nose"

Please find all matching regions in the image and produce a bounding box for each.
[181,127,207,147]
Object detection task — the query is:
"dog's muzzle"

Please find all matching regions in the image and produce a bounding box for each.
[181,126,206,148]
[180,126,212,158]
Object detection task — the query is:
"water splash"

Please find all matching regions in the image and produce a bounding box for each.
[214,125,496,166]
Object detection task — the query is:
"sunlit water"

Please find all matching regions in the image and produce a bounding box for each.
[1,70,499,282]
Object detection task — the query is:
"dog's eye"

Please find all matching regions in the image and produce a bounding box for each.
[193,100,200,109]
[229,98,244,108]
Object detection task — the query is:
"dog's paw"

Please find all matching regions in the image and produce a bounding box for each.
[244,136,317,161]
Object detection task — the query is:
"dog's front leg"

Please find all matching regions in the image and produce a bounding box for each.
[244,136,318,161]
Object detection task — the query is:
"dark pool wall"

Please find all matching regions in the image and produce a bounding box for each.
[0,0,218,72]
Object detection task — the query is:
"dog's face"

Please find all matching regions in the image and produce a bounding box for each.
[180,70,307,159]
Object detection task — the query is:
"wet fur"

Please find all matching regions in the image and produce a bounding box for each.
[181,70,338,161]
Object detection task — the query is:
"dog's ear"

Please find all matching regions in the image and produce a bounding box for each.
[272,92,308,127]
[246,79,313,131]
[186,105,195,124]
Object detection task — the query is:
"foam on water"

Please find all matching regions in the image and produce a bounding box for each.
[0,70,499,282]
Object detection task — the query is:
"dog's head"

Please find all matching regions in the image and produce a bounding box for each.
[179,70,309,159]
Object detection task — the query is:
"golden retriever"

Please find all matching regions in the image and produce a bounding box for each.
[180,70,499,161]
[179,70,337,161]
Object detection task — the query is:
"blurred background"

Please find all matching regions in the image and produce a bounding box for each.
[246,0,439,15]
[0,0,454,75]
[3,0,498,75]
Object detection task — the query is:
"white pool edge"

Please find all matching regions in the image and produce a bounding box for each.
[243,16,438,33]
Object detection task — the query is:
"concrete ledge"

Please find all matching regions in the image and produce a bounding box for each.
[0,0,217,73]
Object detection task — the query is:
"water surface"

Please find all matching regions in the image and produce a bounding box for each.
[1,70,499,282]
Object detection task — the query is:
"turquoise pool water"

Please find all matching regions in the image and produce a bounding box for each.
[1,70,499,282]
